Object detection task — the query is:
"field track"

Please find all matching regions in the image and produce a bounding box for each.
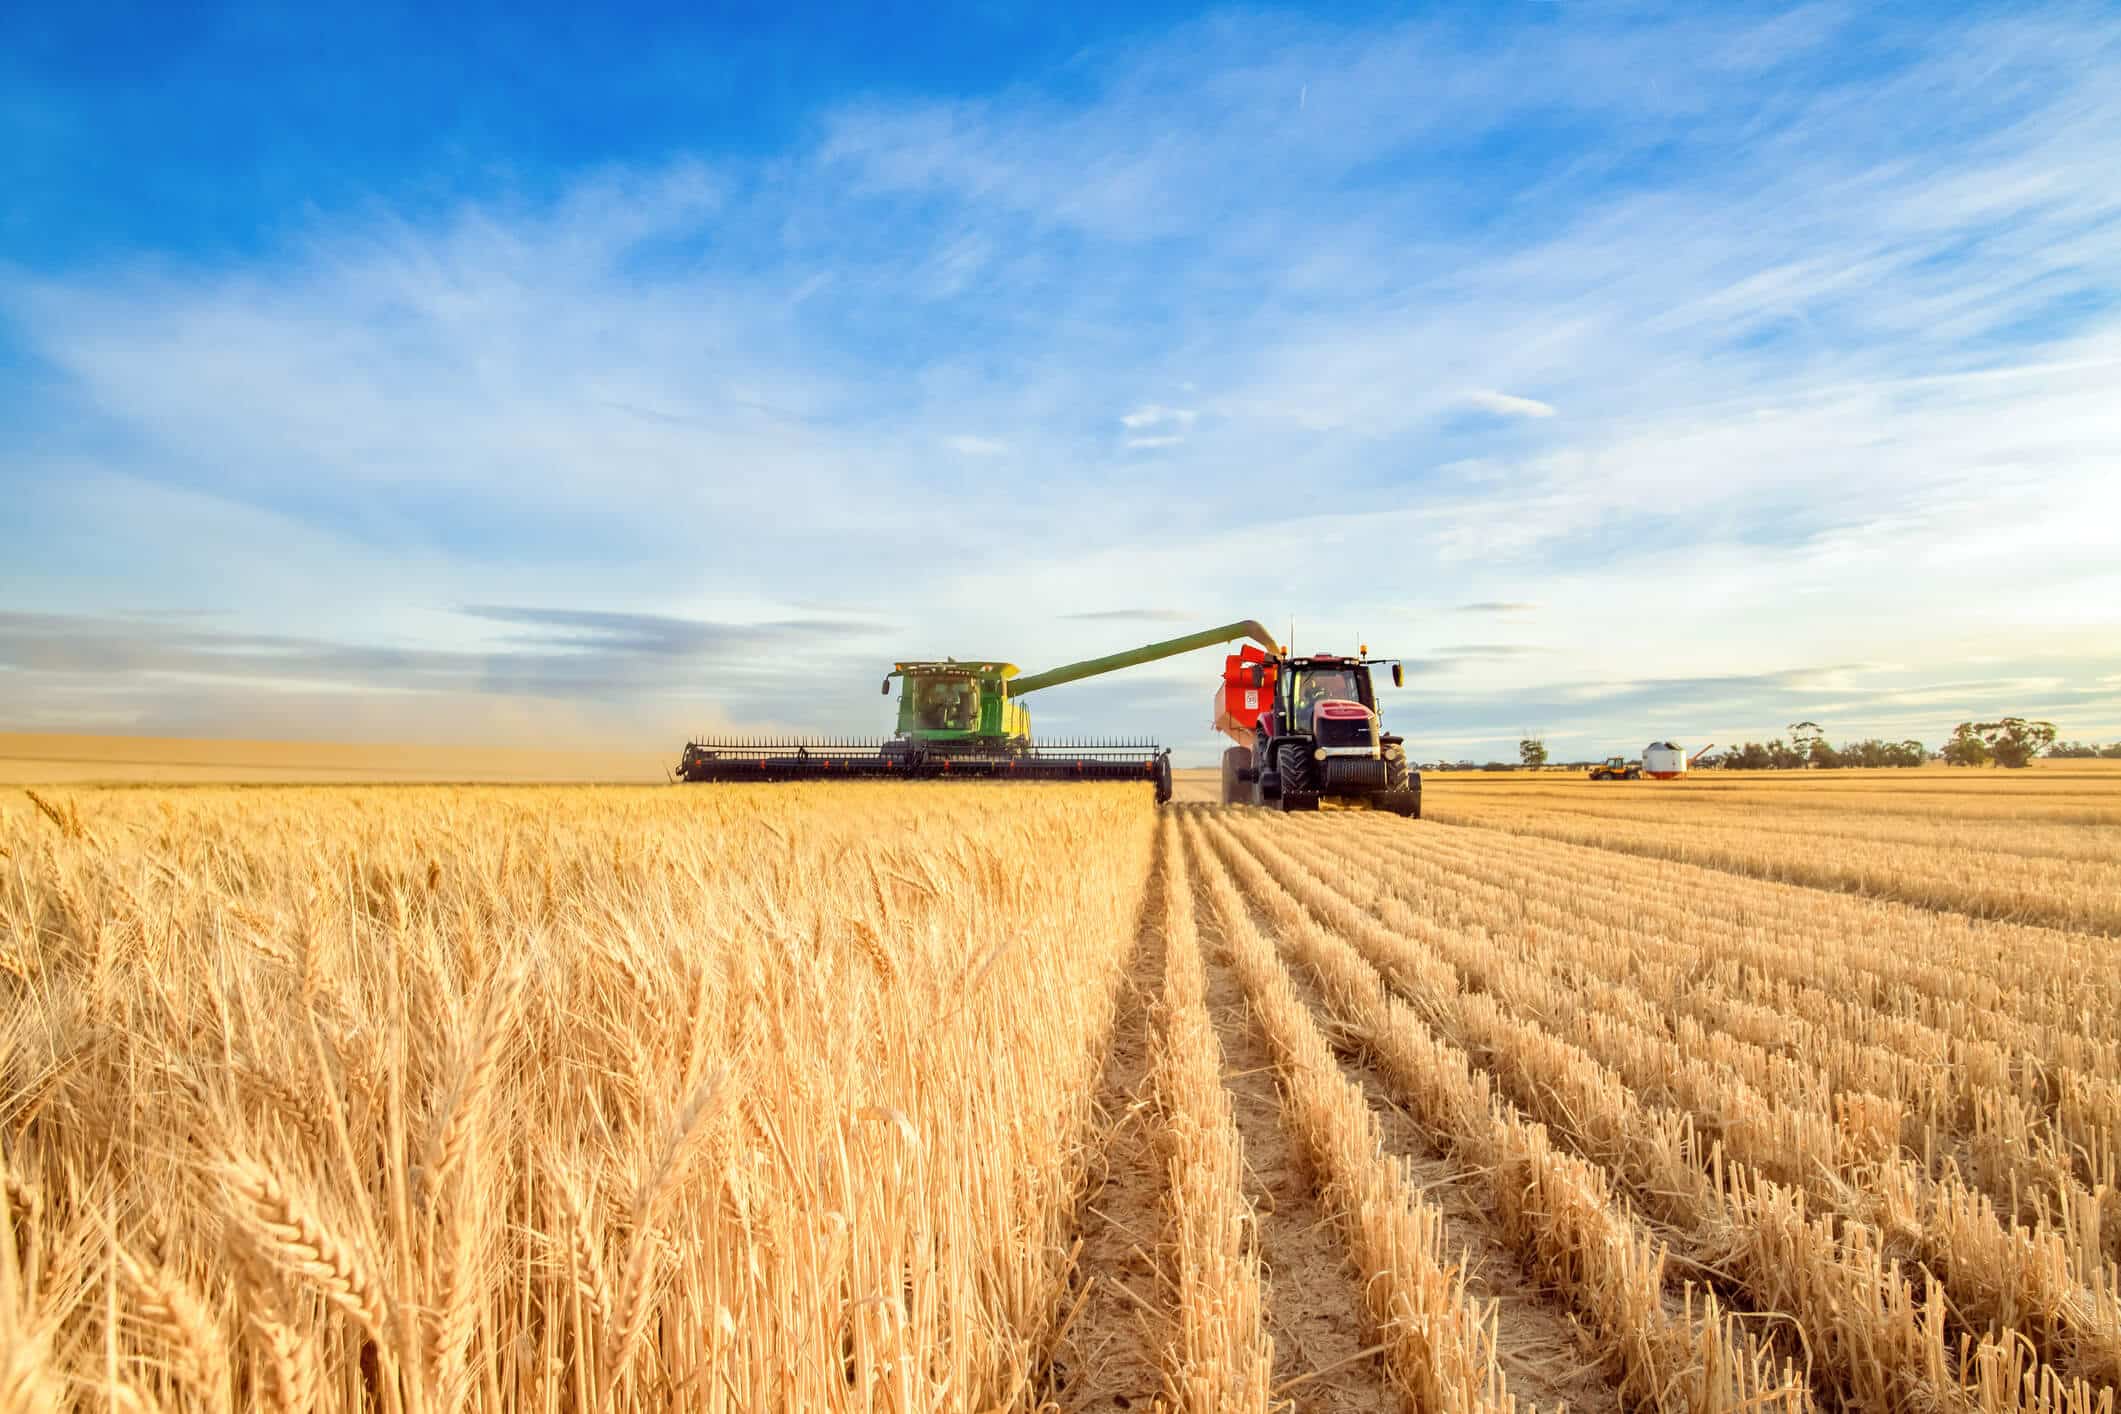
[2,767,2117,1412]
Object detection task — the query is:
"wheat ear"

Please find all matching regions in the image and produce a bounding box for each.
[219,1159,388,1344]
[115,1241,230,1402]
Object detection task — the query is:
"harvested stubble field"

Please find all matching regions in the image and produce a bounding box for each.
[2,765,2118,1414]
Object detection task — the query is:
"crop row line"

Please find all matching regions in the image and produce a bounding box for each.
[1424,800,2121,937]
[1146,814,1275,1412]
[1330,814,2121,1197]
[1206,809,2117,1411]
[1178,813,1517,1414]
[1290,814,2121,1277]
[1186,813,1803,1414]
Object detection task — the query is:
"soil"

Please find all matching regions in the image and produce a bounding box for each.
[1047,840,1173,1412]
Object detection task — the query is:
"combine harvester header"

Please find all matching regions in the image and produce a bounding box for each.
[676,620,1278,803]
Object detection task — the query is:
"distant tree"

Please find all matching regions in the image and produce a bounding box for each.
[1725,741,1773,770]
[1973,717,2057,769]
[2047,740,2121,760]
[1720,734,1926,769]
[1838,737,1928,768]
[1942,722,1992,767]
[1518,734,1549,769]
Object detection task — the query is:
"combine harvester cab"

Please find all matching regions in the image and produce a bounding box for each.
[676,620,1278,804]
[1214,642,1421,817]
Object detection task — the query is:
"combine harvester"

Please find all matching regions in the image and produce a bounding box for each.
[676,620,1277,803]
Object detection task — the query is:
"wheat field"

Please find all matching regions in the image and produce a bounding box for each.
[3,766,2118,1413]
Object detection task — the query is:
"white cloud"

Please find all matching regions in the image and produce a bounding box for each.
[943,434,1009,456]
[1125,435,1185,450]
[1462,390,1556,419]
[1120,404,1198,431]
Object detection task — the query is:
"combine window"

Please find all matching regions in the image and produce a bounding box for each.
[914,679,980,731]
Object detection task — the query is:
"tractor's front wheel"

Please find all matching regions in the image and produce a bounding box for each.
[1221,745,1253,806]
[1275,742,1315,811]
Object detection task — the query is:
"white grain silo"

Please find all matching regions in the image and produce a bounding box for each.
[1643,741,1693,779]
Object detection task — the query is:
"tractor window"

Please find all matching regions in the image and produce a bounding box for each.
[1290,667,1367,716]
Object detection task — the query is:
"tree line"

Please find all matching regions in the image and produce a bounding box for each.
[1701,718,2113,769]
[1496,717,2119,773]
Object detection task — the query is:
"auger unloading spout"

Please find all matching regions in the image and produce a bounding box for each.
[1006,620,1278,696]
[676,619,1277,803]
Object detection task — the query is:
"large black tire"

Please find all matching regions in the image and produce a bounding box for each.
[1275,742,1314,811]
[1383,746,1410,791]
[1221,745,1253,806]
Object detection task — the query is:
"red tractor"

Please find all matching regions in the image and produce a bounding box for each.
[1214,643,1420,816]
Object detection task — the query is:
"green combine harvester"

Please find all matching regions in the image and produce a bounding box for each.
[676,620,1277,803]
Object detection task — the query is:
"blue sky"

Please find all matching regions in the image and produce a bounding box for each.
[5,2,2119,764]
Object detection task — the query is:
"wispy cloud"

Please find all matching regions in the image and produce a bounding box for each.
[1456,602,1540,615]
[1461,390,1556,419]
[1121,405,1197,431]
[0,607,894,742]
[1062,608,1198,623]
[943,434,1009,456]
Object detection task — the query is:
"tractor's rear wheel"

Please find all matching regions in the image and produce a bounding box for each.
[1221,745,1253,806]
[1275,742,1315,811]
